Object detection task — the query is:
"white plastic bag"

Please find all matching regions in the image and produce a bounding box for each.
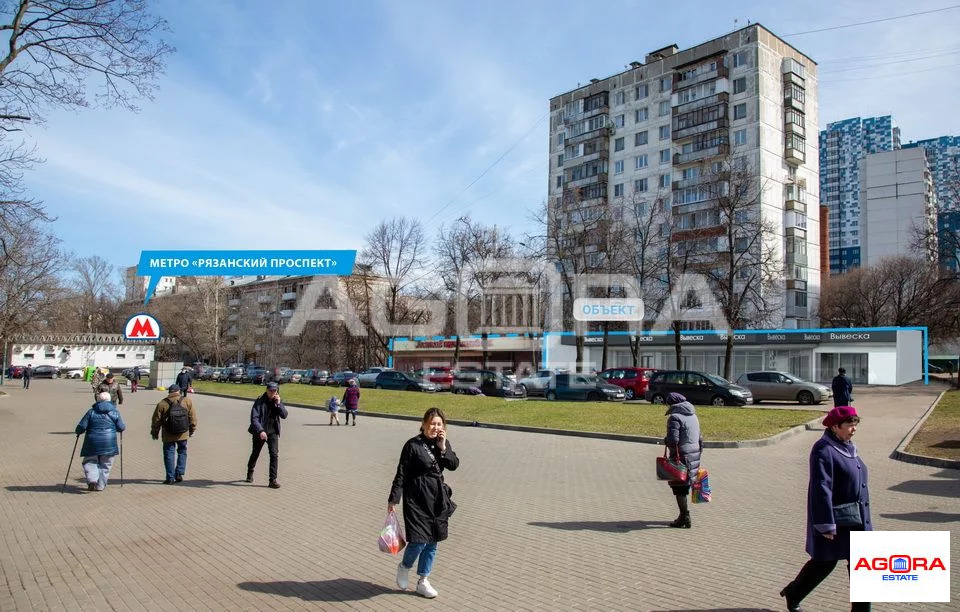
[378,510,406,555]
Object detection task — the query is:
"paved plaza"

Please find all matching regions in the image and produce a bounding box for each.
[0,379,956,611]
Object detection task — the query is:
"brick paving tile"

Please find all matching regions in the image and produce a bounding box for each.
[0,379,956,610]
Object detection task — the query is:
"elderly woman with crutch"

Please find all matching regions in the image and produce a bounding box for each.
[72,391,126,491]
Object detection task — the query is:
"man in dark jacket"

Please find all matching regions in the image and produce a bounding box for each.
[22,364,32,389]
[831,367,853,407]
[246,382,288,488]
[176,367,193,394]
[96,373,124,406]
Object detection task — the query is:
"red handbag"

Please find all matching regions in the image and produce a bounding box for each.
[656,447,688,482]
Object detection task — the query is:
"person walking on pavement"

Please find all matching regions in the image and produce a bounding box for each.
[150,384,197,484]
[342,378,360,425]
[246,381,288,488]
[663,392,702,529]
[75,392,126,491]
[832,367,853,407]
[176,367,193,395]
[96,373,124,406]
[130,366,141,393]
[780,405,872,612]
[22,364,32,389]
[388,407,460,599]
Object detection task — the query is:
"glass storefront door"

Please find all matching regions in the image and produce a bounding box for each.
[818,353,869,384]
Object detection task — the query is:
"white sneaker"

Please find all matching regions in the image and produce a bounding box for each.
[416,576,438,598]
[395,563,410,590]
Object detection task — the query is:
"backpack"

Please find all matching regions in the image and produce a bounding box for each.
[165,398,190,435]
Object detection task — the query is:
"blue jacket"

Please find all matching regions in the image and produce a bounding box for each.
[76,400,126,457]
[664,401,703,473]
[805,430,872,560]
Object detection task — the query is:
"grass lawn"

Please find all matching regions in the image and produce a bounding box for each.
[905,390,960,460]
[193,381,822,441]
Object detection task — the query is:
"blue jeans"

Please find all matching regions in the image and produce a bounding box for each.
[401,541,437,576]
[163,440,187,480]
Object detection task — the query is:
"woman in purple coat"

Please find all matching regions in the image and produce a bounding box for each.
[780,405,872,612]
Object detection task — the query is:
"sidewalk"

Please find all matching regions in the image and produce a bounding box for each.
[0,378,956,610]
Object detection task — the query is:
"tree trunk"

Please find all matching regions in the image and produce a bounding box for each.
[601,322,609,371]
[673,321,683,369]
[631,336,639,367]
[453,335,461,369]
[481,332,489,369]
[724,333,734,380]
[575,335,584,372]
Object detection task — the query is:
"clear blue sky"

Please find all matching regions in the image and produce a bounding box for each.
[20,0,960,270]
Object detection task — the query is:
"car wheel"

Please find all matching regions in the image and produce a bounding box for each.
[519,384,527,395]
[797,390,814,405]
[650,394,665,404]
[711,395,726,406]
[545,390,557,401]
[625,388,636,400]
[375,385,382,390]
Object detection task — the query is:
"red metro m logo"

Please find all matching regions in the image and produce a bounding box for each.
[124,313,161,340]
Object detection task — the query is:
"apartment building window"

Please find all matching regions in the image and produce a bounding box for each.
[733,50,748,67]
[614,183,624,197]
[557,154,564,167]
[635,131,648,146]
[556,176,562,188]
[660,173,671,188]
[636,83,649,100]
[614,137,625,151]
[659,100,671,116]
[615,114,625,128]
[733,103,747,120]
[681,167,699,180]
[635,154,648,169]
[659,148,671,164]
[734,129,747,146]
[615,91,625,105]
[659,125,670,140]
[734,237,749,252]
[635,178,648,193]
[660,76,672,92]
[794,292,807,307]
[635,107,649,122]
[614,160,624,174]
[557,133,565,146]
[733,77,746,94]
[785,108,804,126]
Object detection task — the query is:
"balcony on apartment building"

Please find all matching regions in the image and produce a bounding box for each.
[785,136,806,165]
[257,294,273,304]
[785,251,808,267]
[281,291,296,301]
[784,117,805,139]
[672,91,730,116]
[565,125,611,147]
[565,169,608,190]
[674,62,728,91]
[228,298,240,306]
[786,278,808,291]
[785,303,809,318]
[674,142,729,165]
[784,84,805,113]
[672,112,729,141]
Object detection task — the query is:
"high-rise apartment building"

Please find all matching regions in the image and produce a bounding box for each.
[818,116,901,275]
[903,135,960,269]
[547,24,820,329]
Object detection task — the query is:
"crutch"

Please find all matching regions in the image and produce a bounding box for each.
[119,431,123,487]
[61,434,80,493]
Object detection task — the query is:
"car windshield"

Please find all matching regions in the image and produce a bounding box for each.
[578,375,599,385]
[705,374,730,385]
[781,373,806,383]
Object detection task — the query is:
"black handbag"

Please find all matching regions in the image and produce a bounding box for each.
[833,501,863,528]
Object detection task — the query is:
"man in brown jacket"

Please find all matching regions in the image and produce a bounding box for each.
[150,384,197,484]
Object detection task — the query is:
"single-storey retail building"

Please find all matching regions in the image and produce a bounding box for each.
[390,335,541,374]
[544,327,925,385]
[6,333,157,372]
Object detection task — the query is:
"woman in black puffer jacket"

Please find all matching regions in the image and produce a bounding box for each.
[663,392,702,528]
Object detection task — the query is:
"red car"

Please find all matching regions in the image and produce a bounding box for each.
[426,367,454,390]
[599,367,659,400]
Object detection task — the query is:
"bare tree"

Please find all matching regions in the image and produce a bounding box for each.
[691,157,783,379]
[0,220,64,341]
[361,217,427,361]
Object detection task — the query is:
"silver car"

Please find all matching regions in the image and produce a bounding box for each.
[735,371,831,405]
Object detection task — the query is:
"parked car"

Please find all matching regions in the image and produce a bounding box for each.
[374,370,438,392]
[243,367,267,384]
[425,367,454,390]
[357,367,392,387]
[517,369,556,396]
[227,366,246,383]
[645,370,753,406]
[65,368,85,379]
[121,367,147,381]
[284,369,306,383]
[734,371,831,405]
[309,370,330,385]
[545,373,626,401]
[210,367,229,382]
[452,370,526,398]
[31,365,61,379]
[599,367,659,400]
[192,365,215,380]
[327,371,357,386]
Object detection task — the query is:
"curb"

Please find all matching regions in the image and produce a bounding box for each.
[891,391,960,470]
[194,390,821,448]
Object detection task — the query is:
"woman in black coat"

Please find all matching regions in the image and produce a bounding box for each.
[781,405,872,612]
[388,407,460,599]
